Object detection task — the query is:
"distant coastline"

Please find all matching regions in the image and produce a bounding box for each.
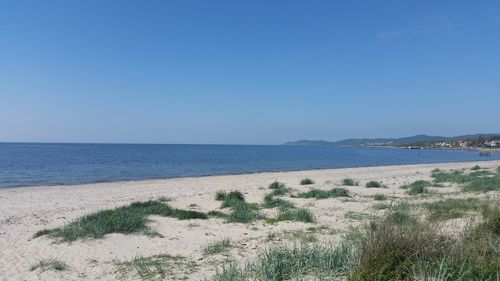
[285,133,500,150]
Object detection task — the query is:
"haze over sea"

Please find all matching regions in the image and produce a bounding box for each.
[1,143,499,188]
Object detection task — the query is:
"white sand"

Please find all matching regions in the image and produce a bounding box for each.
[1,160,499,280]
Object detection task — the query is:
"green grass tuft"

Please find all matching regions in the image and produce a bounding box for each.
[463,175,500,192]
[342,178,358,186]
[33,229,53,238]
[373,194,386,201]
[225,200,262,223]
[471,165,481,170]
[207,210,227,219]
[365,181,383,188]
[296,188,349,199]
[211,243,351,280]
[276,208,315,223]
[215,191,227,201]
[401,180,432,195]
[211,263,243,281]
[268,181,285,190]
[344,211,366,221]
[262,194,295,210]
[385,203,417,226]
[211,203,500,281]
[350,218,448,280]
[408,185,429,195]
[372,203,390,210]
[431,168,500,192]
[34,200,207,242]
[203,239,231,256]
[267,182,292,196]
[31,258,67,272]
[400,180,432,190]
[216,190,263,223]
[220,191,246,208]
[423,198,487,221]
[300,178,314,185]
[116,254,197,280]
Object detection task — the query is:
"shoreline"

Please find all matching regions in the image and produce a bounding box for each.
[3,158,500,191]
[1,160,499,280]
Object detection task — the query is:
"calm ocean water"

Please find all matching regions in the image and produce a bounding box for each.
[0,143,499,188]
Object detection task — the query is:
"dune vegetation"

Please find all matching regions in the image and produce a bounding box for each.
[29,164,500,281]
[34,200,207,242]
[212,203,500,281]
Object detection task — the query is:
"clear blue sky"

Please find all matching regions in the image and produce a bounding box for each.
[1,1,499,144]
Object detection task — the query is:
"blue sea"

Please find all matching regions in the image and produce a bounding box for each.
[0,143,499,188]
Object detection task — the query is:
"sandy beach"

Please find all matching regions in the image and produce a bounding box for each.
[1,160,499,281]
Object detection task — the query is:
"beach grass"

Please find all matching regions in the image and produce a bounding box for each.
[384,203,417,226]
[296,188,349,199]
[422,198,488,221]
[408,185,429,195]
[216,190,264,223]
[300,178,314,185]
[267,181,293,196]
[30,258,67,272]
[373,194,386,201]
[211,202,500,281]
[268,181,286,190]
[372,203,390,210]
[344,211,366,221]
[342,178,358,186]
[203,238,231,256]
[365,181,383,188]
[463,175,500,192]
[116,253,197,280]
[217,191,246,208]
[262,194,295,210]
[34,200,207,242]
[276,208,315,223]
[267,229,318,243]
[225,200,262,223]
[431,168,500,192]
[211,243,351,280]
[207,210,227,219]
[400,180,432,195]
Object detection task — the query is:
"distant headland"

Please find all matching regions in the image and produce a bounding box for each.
[285,134,500,149]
